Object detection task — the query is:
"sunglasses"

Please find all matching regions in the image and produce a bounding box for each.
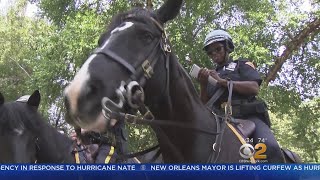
[206,46,224,55]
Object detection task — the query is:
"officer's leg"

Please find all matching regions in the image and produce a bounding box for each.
[95,144,117,163]
[247,116,284,163]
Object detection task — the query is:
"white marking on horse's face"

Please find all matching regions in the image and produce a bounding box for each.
[13,128,24,136]
[64,54,97,115]
[111,22,134,35]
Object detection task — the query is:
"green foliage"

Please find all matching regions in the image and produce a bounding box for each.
[0,0,39,100]
[32,0,76,25]
[27,9,108,119]
[293,98,320,162]
[127,124,158,152]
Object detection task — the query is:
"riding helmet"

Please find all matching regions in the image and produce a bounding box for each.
[203,29,234,53]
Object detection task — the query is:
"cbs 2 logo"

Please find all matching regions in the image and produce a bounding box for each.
[239,143,267,159]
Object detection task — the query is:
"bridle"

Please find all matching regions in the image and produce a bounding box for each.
[34,137,40,163]
[93,14,172,126]
[90,14,224,162]
[94,14,219,135]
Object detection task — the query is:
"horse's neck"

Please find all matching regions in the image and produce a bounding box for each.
[37,124,75,163]
[168,60,214,126]
[150,58,217,162]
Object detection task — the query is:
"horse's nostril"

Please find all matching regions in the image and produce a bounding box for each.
[85,83,98,97]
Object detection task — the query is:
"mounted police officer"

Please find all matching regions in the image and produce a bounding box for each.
[69,123,130,164]
[198,29,284,163]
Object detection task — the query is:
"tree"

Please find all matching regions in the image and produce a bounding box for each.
[0,0,39,100]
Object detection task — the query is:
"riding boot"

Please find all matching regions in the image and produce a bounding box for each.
[95,144,117,163]
[73,143,98,163]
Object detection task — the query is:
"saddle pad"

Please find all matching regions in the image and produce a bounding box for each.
[226,122,256,164]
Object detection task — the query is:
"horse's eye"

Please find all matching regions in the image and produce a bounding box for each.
[141,32,154,43]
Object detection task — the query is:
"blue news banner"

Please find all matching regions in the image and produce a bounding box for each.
[0,164,319,180]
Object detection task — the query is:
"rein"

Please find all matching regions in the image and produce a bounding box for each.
[34,137,40,163]
[117,144,160,160]
[107,100,220,136]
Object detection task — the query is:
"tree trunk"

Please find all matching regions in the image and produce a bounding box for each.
[146,0,153,9]
[265,18,320,85]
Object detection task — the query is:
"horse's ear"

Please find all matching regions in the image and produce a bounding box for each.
[0,92,4,105]
[156,0,183,24]
[27,90,41,108]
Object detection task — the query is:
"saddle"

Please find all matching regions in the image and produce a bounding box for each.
[234,119,256,138]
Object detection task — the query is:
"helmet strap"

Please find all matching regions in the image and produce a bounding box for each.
[224,40,231,53]
[224,51,229,62]
[223,41,230,62]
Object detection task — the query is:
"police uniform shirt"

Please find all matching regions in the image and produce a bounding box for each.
[207,58,262,107]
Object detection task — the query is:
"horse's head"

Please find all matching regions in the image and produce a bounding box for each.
[0,90,40,163]
[64,0,183,132]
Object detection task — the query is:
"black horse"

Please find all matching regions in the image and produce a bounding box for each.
[0,90,75,163]
[0,90,162,163]
[63,0,265,163]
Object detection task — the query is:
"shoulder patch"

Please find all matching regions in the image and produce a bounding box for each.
[225,62,237,71]
[245,61,255,69]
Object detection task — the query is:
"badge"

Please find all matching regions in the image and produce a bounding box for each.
[245,61,256,69]
[225,62,237,71]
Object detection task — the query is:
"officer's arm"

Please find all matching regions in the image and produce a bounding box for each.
[217,79,259,96]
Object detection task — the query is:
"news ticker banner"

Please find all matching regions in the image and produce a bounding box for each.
[0,164,319,171]
[0,164,319,180]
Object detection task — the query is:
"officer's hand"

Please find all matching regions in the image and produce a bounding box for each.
[70,129,91,145]
[209,70,227,87]
[209,70,221,81]
[70,130,81,145]
[198,68,210,87]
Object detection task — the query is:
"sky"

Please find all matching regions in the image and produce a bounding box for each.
[0,0,37,17]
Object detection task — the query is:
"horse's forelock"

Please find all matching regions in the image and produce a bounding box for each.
[0,103,25,134]
[99,8,159,46]
[109,8,158,31]
[0,102,42,134]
